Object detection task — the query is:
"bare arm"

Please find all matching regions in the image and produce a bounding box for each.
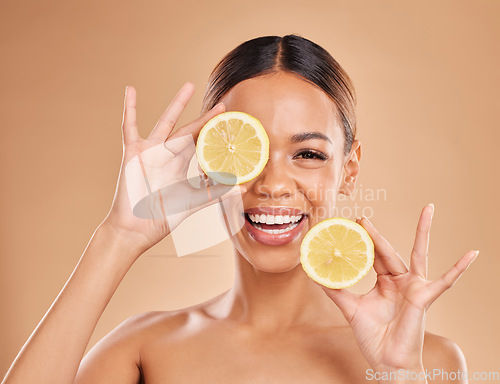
[2,84,240,384]
[2,223,143,384]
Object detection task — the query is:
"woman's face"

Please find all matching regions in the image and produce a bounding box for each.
[218,71,360,273]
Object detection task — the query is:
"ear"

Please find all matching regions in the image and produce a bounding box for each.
[339,139,361,196]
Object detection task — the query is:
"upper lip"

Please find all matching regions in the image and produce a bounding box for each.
[244,206,307,216]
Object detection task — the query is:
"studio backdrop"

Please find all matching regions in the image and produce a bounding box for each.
[1,0,499,379]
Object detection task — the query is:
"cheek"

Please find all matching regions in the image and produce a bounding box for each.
[297,167,341,222]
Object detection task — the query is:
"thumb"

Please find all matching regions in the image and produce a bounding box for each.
[187,182,247,216]
[315,282,359,323]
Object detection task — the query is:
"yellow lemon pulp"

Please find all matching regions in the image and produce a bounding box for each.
[196,111,269,185]
[300,218,374,289]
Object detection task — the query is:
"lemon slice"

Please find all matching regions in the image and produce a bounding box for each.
[196,111,269,185]
[300,218,374,289]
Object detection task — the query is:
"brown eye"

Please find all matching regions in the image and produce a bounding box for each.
[294,150,328,160]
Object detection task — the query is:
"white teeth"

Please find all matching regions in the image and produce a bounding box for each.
[248,213,302,233]
[251,222,299,234]
[248,213,303,224]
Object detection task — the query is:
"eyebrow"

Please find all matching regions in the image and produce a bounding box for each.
[290,131,332,144]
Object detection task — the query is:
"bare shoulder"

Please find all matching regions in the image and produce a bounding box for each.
[422,331,468,383]
[75,309,198,384]
[100,306,206,350]
[119,309,193,338]
[98,292,224,349]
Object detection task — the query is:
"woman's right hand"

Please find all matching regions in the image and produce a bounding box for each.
[102,82,245,254]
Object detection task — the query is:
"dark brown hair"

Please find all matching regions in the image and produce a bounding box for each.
[201,34,357,155]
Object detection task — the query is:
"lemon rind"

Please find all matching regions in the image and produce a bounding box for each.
[196,111,269,185]
[300,217,375,289]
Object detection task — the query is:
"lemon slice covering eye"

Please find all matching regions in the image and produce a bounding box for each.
[196,111,270,185]
[300,218,375,289]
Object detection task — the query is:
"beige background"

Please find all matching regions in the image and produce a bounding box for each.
[1,0,499,378]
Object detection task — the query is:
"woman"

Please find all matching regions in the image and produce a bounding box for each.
[3,34,478,384]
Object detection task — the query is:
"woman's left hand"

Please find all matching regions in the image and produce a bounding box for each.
[318,204,478,376]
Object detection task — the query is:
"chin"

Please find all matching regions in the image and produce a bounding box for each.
[233,244,302,274]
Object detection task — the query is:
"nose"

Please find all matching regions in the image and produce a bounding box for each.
[250,154,296,201]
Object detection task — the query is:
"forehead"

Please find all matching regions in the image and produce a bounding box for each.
[219,72,343,145]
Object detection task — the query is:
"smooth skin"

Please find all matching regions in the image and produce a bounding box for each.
[2,73,477,384]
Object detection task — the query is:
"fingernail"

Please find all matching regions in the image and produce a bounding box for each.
[469,250,479,263]
[125,86,128,96]
[236,184,247,194]
[214,102,225,109]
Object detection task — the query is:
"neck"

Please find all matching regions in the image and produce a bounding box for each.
[212,249,349,333]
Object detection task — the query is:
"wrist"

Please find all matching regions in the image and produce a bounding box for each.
[95,221,146,262]
[371,365,428,384]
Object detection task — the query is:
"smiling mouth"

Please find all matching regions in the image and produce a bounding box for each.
[244,212,307,234]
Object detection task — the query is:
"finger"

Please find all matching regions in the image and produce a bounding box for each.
[162,136,197,181]
[122,86,140,145]
[198,168,211,191]
[356,217,390,275]
[316,283,360,323]
[167,101,226,142]
[164,133,196,158]
[360,217,408,275]
[198,162,206,177]
[410,204,434,278]
[426,250,479,305]
[147,82,196,142]
[373,249,392,275]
